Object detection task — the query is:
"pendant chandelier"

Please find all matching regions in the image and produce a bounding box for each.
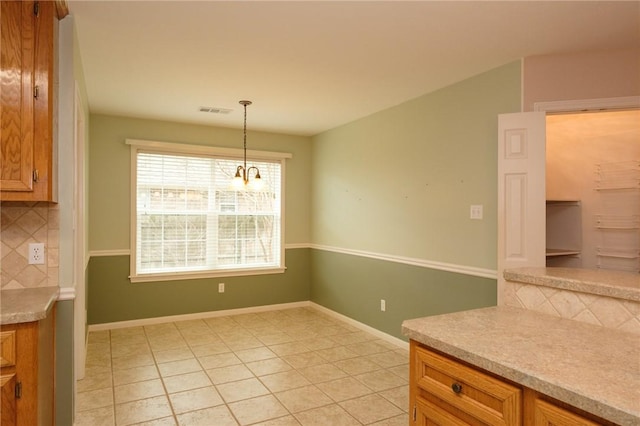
[232,100,262,190]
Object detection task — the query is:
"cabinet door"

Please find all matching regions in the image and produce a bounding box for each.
[1,374,17,426]
[534,399,602,426]
[0,1,35,192]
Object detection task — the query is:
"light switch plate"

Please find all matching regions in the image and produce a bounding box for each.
[470,205,483,220]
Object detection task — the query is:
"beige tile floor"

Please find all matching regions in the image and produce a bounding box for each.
[75,307,409,426]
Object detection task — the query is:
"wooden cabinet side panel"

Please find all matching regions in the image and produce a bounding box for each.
[409,341,418,423]
[0,0,35,192]
[31,0,55,201]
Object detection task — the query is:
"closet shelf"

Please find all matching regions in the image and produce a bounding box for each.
[595,184,640,191]
[595,161,640,190]
[546,249,580,257]
[545,200,582,267]
[546,200,580,205]
[596,248,640,259]
[595,215,639,230]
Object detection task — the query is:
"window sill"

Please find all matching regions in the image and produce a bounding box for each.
[129,267,286,283]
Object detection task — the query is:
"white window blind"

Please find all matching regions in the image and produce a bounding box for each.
[131,147,284,282]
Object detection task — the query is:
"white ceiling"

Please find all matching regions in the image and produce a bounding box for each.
[67,1,639,136]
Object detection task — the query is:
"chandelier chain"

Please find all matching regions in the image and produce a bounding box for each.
[243,102,247,171]
[234,100,260,188]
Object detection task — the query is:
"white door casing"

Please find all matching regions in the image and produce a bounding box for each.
[497,112,546,305]
[74,82,87,381]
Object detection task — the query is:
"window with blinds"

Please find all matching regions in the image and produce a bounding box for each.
[131,148,284,281]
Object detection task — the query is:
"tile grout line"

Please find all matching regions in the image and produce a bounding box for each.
[146,325,179,425]
[109,330,117,426]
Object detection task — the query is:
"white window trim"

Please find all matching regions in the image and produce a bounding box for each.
[127,139,292,283]
[126,138,293,161]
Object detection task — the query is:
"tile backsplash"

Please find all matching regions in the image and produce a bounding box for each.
[504,280,640,335]
[1,202,59,289]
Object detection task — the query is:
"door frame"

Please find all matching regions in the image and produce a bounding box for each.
[73,82,87,381]
[533,96,640,113]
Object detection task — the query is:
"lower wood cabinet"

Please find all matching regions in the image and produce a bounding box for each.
[409,340,616,426]
[410,340,521,425]
[0,306,55,426]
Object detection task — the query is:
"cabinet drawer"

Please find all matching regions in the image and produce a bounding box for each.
[0,332,16,368]
[414,345,521,425]
[533,398,601,426]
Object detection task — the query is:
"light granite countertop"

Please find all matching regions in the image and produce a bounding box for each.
[504,267,640,302]
[1,287,59,325]
[402,306,640,426]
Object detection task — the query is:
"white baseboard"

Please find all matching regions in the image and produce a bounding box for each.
[87,301,409,350]
[88,301,311,331]
[309,302,408,350]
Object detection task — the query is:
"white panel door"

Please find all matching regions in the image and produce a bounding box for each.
[497,112,546,304]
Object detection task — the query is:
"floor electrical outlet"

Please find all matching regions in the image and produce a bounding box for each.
[28,243,45,265]
[218,283,225,293]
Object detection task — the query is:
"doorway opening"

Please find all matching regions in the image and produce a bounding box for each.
[545,109,639,273]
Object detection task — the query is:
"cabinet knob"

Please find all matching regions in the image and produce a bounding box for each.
[451,383,463,394]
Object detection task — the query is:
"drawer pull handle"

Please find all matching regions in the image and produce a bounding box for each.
[451,383,463,394]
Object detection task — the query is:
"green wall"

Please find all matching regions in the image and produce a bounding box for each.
[307,61,521,337]
[55,300,74,426]
[88,249,310,324]
[310,250,496,340]
[310,61,521,270]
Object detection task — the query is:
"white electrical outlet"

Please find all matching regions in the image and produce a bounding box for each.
[28,243,45,265]
[380,299,386,312]
[218,283,225,293]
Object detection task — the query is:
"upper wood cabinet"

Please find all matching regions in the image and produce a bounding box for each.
[0,1,66,202]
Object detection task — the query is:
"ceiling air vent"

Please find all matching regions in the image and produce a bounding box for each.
[199,106,233,114]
